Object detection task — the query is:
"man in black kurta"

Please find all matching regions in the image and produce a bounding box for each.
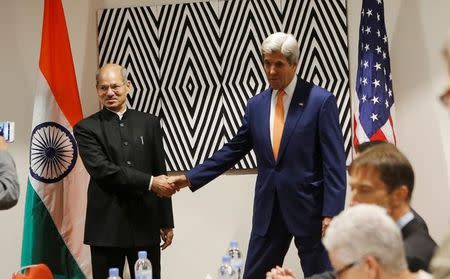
[74,64,175,279]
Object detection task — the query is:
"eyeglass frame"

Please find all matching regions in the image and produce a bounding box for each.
[331,260,360,278]
[96,82,126,93]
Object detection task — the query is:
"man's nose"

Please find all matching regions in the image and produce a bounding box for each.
[106,87,115,96]
[269,66,277,75]
[265,64,276,75]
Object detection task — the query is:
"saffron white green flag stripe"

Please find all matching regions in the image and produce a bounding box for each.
[21,0,91,278]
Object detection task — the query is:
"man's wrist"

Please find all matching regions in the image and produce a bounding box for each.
[184,174,192,187]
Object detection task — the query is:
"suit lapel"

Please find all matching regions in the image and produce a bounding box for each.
[260,90,274,163]
[401,217,419,238]
[276,79,311,163]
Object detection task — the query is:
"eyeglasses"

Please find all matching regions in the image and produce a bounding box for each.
[332,261,358,278]
[97,83,125,92]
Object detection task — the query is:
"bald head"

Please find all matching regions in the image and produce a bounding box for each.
[96,64,127,86]
[95,63,131,112]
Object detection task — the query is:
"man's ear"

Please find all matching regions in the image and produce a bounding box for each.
[391,185,409,206]
[125,80,132,92]
[364,255,381,279]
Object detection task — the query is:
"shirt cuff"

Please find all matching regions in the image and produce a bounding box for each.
[148,176,154,191]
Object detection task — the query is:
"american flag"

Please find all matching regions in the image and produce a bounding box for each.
[353,0,396,152]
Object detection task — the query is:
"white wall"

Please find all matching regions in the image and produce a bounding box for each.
[1,0,449,278]
[388,0,450,243]
[0,0,41,275]
[348,0,450,244]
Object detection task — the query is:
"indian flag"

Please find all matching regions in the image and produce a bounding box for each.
[21,0,91,278]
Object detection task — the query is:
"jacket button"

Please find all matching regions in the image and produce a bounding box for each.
[119,123,124,127]
[126,161,132,165]
[123,141,129,146]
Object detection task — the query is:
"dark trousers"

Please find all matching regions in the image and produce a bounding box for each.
[243,199,331,279]
[90,245,160,279]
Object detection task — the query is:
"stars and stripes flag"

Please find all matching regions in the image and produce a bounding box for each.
[21,0,91,277]
[353,0,396,152]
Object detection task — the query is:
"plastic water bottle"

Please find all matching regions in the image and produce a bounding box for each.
[107,268,121,279]
[218,255,235,279]
[228,240,242,279]
[134,251,152,279]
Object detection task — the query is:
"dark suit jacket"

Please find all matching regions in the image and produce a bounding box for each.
[74,108,174,247]
[412,208,429,232]
[403,216,437,272]
[187,77,347,237]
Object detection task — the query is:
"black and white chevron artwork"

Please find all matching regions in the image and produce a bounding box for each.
[97,0,351,171]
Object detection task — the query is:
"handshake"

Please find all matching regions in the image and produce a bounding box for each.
[151,174,190,197]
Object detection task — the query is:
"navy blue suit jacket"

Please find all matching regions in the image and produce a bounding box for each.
[187,78,346,237]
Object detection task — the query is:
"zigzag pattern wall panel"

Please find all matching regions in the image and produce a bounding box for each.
[97,0,351,171]
[158,2,223,170]
[98,7,162,115]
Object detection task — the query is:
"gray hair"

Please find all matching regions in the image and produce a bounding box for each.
[323,204,408,274]
[95,64,128,85]
[261,32,299,64]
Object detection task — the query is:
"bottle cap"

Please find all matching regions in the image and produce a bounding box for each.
[109,268,119,277]
[230,240,238,248]
[138,251,148,259]
[222,255,231,263]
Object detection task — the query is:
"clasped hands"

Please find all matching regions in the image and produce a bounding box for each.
[151,174,189,197]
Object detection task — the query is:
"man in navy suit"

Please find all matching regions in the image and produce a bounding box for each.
[170,32,347,278]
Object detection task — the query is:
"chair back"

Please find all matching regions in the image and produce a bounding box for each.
[12,264,53,279]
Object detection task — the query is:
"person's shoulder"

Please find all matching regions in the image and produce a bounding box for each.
[411,209,429,232]
[403,223,437,253]
[405,218,432,238]
[248,88,272,104]
[128,109,160,123]
[295,78,335,108]
[302,80,333,100]
[74,111,102,129]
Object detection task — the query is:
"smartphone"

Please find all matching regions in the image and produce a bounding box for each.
[0,121,15,142]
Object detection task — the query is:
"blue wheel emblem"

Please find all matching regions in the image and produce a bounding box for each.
[30,122,78,183]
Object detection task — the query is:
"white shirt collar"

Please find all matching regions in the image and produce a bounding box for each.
[397,210,414,229]
[107,107,127,120]
[272,75,297,98]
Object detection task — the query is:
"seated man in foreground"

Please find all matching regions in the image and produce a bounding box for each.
[267,204,432,279]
